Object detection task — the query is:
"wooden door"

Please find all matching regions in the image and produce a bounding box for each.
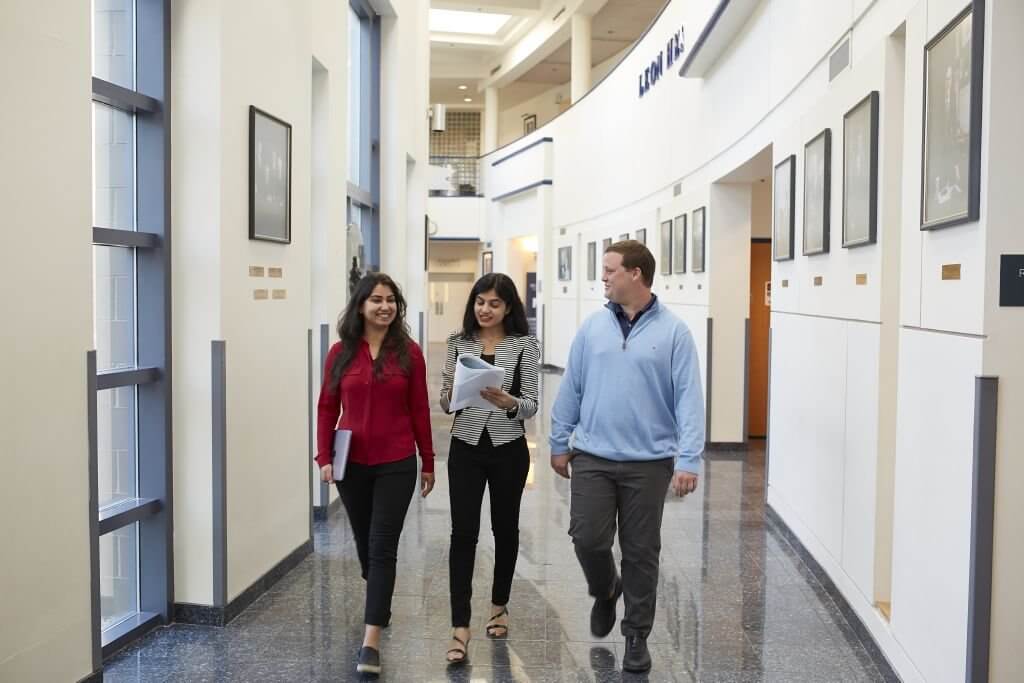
[748,241,771,437]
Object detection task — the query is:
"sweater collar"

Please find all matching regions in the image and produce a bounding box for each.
[605,293,659,322]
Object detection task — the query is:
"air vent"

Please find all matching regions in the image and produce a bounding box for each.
[673,183,682,197]
[490,64,501,76]
[829,37,850,81]
[553,6,566,21]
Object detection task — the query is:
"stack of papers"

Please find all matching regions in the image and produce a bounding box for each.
[450,354,506,411]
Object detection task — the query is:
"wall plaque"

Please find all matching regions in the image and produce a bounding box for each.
[268,267,284,278]
[272,289,287,300]
[999,255,1024,306]
[942,263,962,280]
[856,273,868,285]
[249,266,265,277]
[253,289,269,300]
[813,276,823,286]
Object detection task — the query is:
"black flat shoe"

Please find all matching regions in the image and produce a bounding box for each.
[590,577,622,637]
[622,634,651,673]
[356,646,381,675]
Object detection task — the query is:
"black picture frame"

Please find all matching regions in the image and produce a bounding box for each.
[557,246,572,281]
[481,250,493,275]
[920,2,985,230]
[843,92,880,247]
[248,105,292,244]
[773,155,796,261]
[659,220,673,275]
[587,242,597,281]
[523,114,537,135]
[691,207,706,273]
[673,214,687,273]
[803,129,832,256]
[619,233,629,242]
[635,228,647,246]
[602,237,612,253]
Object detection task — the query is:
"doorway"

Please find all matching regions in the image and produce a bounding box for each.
[748,239,771,437]
[427,240,479,343]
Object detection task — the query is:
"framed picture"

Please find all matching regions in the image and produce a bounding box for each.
[619,233,629,241]
[659,220,673,275]
[523,114,537,135]
[691,207,706,273]
[843,92,880,247]
[602,237,612,253]
[921,3,985,230]
[586,242,597,281]
[773,155,796,261]
[481,250,493,275]
[249,106,292,243]
[557,246,572,281]
[803,129,832,255]
[673,214,687,273]
[635,228,647,246]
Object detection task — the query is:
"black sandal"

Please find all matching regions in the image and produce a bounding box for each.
[446,633,469,665]
[485,606,509,639]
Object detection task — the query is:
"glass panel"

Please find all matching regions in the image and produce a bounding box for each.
[93,246,137,372]
[93,103,136,230]
[100,523,139,630]
[93,0,136,90]
[97,387,138,509]
[348,5,362,185]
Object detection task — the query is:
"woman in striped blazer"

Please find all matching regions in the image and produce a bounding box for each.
[440,273,540,665]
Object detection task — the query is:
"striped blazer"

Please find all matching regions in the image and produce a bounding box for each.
[440,332,541,447]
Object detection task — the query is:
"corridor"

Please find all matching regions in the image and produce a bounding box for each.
[103,345,897,682]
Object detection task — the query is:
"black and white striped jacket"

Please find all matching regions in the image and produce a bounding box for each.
[440,332,541,447]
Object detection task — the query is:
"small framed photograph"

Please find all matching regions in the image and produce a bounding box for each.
[803,129,832,256]
[523,114,537,135]
[921,3,984,230]
[691,207,706,273]
[481,250,493,275]
[586,242,597,281]
[635,228,647,246]
[659,220,673,275]
[673,214,687,273]
[249,106,292,243]
[557,246,572,281]
[773,155,796,261]
[618,233,629,242]
[843,92,880,247]
[602,237,612,252]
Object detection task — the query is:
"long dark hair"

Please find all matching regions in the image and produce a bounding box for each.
[460,273,530,339]
[331,273,413,388]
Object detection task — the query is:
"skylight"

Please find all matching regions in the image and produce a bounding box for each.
[429,9,512,35]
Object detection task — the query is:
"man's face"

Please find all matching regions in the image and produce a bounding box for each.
[602,251,639,303]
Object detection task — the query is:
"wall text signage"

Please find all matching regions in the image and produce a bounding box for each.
[999,255,1024,306]
[639,26,685,98]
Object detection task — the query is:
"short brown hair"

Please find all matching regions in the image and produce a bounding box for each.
[605,240,655,287]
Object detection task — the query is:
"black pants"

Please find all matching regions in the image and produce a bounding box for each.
[448,430,531,627]
[336,455,417,627]
[568,452,674,638]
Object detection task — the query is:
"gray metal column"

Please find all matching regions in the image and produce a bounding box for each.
[967,376,998,683]
[87,351,101,672]
[307,329,314,542]
[705,317,713,442]
[211,341,227,607]
[319,324,331,508]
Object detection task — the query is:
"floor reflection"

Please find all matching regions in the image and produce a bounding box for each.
[104,344,895,682]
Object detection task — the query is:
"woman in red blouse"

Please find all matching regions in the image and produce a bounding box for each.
[316,273,435,677]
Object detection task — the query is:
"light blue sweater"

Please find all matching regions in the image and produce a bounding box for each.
[549,299,706,473]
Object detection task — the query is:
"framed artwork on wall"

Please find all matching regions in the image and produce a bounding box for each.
[557,246,572,281]
[635,228,647,246]
[659,220,673,275]
[803,129,832,256]
[481,250,493,274]
[587,241,597,281]
[602,237,612,252]
[523,114,537,135]
[843,92,880,247]
[249,106,292,243]
[691,207,706,273]
[619,233,629,241]
[773,155,796,261]
[920,3,985,230]
[673,214,687,273]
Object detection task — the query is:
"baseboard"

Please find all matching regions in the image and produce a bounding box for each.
[174,538,313,626]
[706,441,747,452]
[764,503,903,682]
[77,669,103,683]
[313,496,342,521]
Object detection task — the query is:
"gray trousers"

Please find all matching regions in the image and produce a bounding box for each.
[568,451,674,638]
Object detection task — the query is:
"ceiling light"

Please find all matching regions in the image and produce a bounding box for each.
[458,85,468,90]
[430,9,512,35]
[464,97,473,102]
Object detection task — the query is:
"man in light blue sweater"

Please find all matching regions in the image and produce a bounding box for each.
[549,240,705,674]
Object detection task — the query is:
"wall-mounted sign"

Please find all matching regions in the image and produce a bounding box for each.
[639,26,685,98]
[999,255,1024,306]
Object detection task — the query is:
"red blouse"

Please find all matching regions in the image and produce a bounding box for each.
[315,339,435,473]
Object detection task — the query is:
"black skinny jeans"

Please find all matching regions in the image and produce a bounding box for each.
[448,430,531,627]
[336,455,417,627]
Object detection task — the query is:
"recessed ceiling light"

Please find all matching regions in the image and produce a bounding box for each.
[458,85,468,90]
[464,97,473,102]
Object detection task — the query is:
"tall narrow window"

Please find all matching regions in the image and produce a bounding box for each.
[348,0,381,272]
[90,0,171,664]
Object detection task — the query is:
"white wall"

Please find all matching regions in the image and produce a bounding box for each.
[0,2,94,680]
[427,197,487,239]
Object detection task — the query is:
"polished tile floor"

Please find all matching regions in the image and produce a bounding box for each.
[105,345,897,682]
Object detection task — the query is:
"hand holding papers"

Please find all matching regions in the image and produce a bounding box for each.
[450,354,507,411]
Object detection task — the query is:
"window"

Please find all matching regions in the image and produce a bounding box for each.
[90,0,171,665]
[348,0,380,272]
